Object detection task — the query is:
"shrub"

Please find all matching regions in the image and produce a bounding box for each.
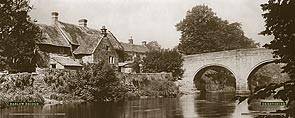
[135,79,181,97]
[14,73,34,89]
[142,49,184,81]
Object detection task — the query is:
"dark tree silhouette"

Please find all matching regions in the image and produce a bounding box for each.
[176,5,258,55]
[0,0,41,72]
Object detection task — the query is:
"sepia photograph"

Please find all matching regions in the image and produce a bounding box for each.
[0,0,294,118]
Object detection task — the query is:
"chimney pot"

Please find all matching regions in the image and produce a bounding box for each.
[51,12,58,25]
[128,35,133,44]
[78,19,88,27]
[101,26,107,37]
[142,41,147,45]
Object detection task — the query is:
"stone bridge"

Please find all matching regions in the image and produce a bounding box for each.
[179,48,275,94]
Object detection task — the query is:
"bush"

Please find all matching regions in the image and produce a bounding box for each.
[142,49,184,81]
[42,61,126,102]
[14,73,34,89]
[134,78,181,97]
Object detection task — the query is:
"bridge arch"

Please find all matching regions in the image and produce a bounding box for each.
[246,59,276,81]
[193,64,237,91]
[246,59,279,93]
[193,64,238,82]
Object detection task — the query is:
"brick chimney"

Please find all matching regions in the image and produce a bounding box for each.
[78,19,87,27]
[128,35,133,44]
[51,12,58,25]
[101,26,107,37]
[142,41,146,45]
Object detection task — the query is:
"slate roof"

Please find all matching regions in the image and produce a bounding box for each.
[51,56,82,67]
[120,42,149,53]
[37,21,123,55]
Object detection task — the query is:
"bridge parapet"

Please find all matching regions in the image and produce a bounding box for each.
[183,48,273,61]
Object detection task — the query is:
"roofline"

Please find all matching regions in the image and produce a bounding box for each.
[51,57,82,67]
[91,36,104,54]
[37,43,71,48]
[108,31,124,50]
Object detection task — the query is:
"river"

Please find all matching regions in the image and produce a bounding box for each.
[0,92,256,118]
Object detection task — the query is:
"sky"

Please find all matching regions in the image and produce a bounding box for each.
[29,0,271,48]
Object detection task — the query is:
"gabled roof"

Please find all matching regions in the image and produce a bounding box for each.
[120,42,149,53]
[51,56,82,67]
[37,24,70,47]
[37,21,123,55]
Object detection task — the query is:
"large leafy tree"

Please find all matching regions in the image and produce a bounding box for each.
[259,0,295,116]
[142,49,184,81]
[261,0,295,78]
[176,5,258,55]
[236,1,295,117]
[0,0,40,72]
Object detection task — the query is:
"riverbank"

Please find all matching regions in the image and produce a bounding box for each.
[0,69,182,109]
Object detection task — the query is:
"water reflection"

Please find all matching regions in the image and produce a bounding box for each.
[194,92,236,118]
[0,93,254,118]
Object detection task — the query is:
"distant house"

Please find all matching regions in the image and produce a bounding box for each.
[36,12,123,70]
[119,37,149,73]
[120,37,149,61]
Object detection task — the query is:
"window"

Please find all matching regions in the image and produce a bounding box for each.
[109,56,113,64]
[109,57,116,64]
[112,57,115,64]
[51,64,56,68]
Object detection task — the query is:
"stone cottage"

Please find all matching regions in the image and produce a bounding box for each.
[36,12,123,70]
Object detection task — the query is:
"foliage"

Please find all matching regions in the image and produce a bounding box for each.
[14,73,34,89]
[237,1,295,117]
[146,41,161,51]
[245,82,295,117]
[115,49,130,62]
[78,62,120,102]
[130,55,141,73]
[176,5,258,55]
[248,63,290,94]
[132,78,180,97]
[0,0,41,72]
[142,49,184,80]
[195,66,236,92]
[35,50,50,68]
[261,0,295,78]
[43,62,124,102]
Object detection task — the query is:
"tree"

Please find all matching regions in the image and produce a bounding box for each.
[146,41,161,51]
[259,0,295,116]
[176,5,258,55]
[236,1,295,117]
[261,0,295,78]
[115,49,130,62]
[130,54,141,73]
[75,62,121,102]
[0,0,41,72]
[142,49,184,81]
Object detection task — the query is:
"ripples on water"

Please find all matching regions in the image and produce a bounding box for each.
[0,92,255,118]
